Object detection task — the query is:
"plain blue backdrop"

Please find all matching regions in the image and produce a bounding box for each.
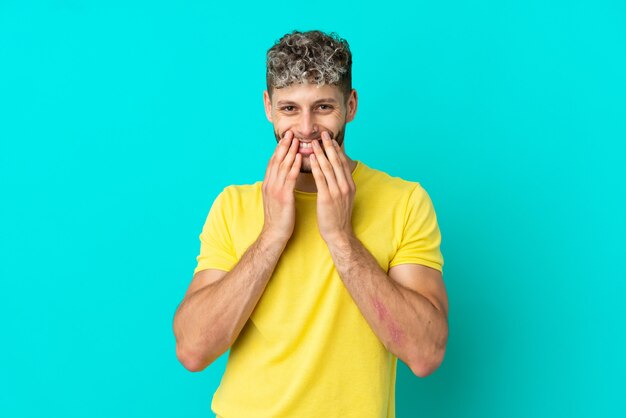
[1,1,624,417]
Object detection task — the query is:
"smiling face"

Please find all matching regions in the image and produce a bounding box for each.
[264,83,358,173]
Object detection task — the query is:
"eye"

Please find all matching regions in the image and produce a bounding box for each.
[281,106,295,112]
[318,104,333,110]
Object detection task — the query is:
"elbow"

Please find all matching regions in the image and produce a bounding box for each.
[174,330,232,373]
[176,343,213,372]
[173,314,222,372]
[173,323,210,372]
[172,308,233,372]
[410,316,448,378]
[409,359,440,378]
[408,345,447,378]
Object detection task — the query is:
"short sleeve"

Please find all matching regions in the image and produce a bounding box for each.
[193,188,239,275]
[388,184,444,273]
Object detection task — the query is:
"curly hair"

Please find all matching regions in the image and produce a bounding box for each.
[266,30,353,102]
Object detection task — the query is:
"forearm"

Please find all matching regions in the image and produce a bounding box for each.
[174,231,286,371]
[326,232,448,375]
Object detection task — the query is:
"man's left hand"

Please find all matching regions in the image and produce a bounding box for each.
[310,131,356,244]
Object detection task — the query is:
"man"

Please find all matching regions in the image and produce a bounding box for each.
[173,30,449,418]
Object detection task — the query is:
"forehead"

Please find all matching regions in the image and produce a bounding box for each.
[271,83,344,104]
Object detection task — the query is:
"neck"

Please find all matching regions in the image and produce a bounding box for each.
[295,156,358,193]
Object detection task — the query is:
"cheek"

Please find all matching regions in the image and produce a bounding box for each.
[276,117,293,128]
[273,121,289,136]
[325,113,345,128]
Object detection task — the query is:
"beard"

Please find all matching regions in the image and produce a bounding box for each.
[273,126,346,173]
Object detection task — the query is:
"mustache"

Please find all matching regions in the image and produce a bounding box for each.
[279,132,334,141]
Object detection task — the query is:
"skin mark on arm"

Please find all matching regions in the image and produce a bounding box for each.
[372,296,405,346]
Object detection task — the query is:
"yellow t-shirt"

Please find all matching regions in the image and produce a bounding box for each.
[194,160,444,418]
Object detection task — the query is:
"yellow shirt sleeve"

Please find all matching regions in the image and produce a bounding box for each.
[388,183,444,273]
[193,187,239,275]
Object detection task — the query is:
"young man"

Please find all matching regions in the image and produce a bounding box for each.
[173,30,449,418]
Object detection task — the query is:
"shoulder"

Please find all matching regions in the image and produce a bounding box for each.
[215,181,263,208]
[356,160,426,200]
[219,181,263,198]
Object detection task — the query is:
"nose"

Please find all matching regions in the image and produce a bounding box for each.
[295,110,318,139]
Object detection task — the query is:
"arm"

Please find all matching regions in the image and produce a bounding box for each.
[325,235,448,377]
[309,133,448,377]
[173,131,302,372]
[173,231,288,372]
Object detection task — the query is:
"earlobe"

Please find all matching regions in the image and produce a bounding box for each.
[263,90,273,122]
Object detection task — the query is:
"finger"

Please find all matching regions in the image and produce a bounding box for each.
[264,140,283,182]
[278,137,300,186]
[333,139,355,191]
[269,131,293,182]
[264,154,274,183]
[284,153,302,190]
[273,130,293,163]
[321,132,350,193]
[309,154,329,196]
[312,138,339,195]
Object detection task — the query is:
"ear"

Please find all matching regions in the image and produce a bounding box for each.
[263,90,273,122]
[345,89,358,123]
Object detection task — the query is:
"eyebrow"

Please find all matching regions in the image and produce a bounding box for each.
[276,98,339,106]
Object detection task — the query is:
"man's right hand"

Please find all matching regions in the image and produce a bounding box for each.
[175,131,302,372]
[260,130,302,244]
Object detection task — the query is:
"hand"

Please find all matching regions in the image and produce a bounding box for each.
[261,131,302,244]
[309,131,356,244]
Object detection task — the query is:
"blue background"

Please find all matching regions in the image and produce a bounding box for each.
[1,1,625,417]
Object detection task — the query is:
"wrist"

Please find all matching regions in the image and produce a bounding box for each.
[323,229,356,250]
[258,227,290,251]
